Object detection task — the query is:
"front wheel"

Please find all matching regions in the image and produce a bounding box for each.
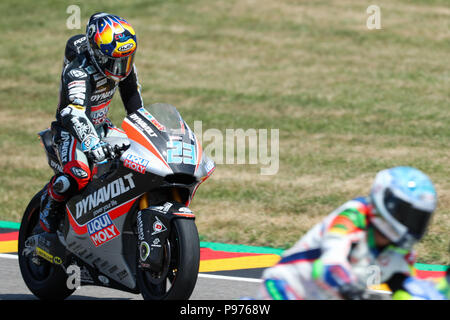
[136,218,200,300]
[18,188,74,300]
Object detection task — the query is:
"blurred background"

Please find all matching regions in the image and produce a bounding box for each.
[0,0,448,264]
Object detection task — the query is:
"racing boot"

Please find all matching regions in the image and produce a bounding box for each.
[39,175,71,233]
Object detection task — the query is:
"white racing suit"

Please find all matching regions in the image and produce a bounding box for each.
[258,197,417,300]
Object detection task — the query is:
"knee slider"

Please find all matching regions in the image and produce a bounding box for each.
[53,175,71,194]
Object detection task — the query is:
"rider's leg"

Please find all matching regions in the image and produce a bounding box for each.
[39,174,73,232]
[40,129,91,233]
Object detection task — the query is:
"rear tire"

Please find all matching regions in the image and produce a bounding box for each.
[136,218,200,300]
[18,188,74,300]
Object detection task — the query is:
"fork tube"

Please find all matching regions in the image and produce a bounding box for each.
[139,193,149,210]
[172,188,182,203]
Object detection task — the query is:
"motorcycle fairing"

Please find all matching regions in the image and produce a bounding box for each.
[53,104,215,290]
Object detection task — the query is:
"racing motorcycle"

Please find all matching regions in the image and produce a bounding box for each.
[18,103,215,300]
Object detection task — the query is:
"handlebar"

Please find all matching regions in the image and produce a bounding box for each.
[106,143,130,161]
[92,142,130,164]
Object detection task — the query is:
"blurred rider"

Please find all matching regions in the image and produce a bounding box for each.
[258,166,447,300]
[39,12,144,232]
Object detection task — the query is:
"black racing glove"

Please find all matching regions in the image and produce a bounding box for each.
[87,141,116,163]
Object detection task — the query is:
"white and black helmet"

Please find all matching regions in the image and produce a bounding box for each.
[370,166,437,248]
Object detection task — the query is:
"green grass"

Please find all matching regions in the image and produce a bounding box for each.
[0,0,448,264]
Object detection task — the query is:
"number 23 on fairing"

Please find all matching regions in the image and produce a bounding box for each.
[166,141,196,165]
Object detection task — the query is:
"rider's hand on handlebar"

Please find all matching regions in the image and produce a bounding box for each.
[88,141,113,163]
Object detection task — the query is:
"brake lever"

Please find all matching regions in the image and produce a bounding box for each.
[112,143,130,159]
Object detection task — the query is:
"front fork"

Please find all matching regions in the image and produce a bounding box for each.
[136,189,193,273]
[138,188,183,210]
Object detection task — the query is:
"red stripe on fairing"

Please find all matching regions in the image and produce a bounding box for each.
[122,118,171,170]
[172,212,195,218]
[67,196,139,235]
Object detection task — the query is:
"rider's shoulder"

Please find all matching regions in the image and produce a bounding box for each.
[63,57,99,83]
[331,196,373,227]
[64,34,88,63]
[63,62,90,81]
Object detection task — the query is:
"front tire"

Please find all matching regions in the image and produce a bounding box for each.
[18,188,74,300]
[136,218,200,300]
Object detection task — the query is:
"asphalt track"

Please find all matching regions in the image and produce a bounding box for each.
[0,224,270,300]
[0,224,446,300]
[0,253,261,300]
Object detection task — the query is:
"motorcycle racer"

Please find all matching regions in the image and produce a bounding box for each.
[39,12,144,233]
[258,166,446,300]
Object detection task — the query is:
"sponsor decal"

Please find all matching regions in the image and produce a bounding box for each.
[114,32,131,42]
[90,104,110,125]
[69,69,87,78]
[36,247,62,265]
[93,72,104,81]
[87,213,120,247]
[71,166,88,179]
[90,88,116,102]
[68,80,85,88]
[69,90,86,105]
[50,159,63,172]
[36,247,54,263]
[151,216,167,236]
[53,256,63,265]
[151,238,162,248]
[151,202,173,214]
[123,154,149,174]
[73,36,86,46]
[72,117,93,142]
[118,43,134,52]
[60,131,72,163]
[138,108,166,131]
[137,211,144,241]
[129,113,157,137]
[96,78,107,87]
[75,173,135,218]
[80,134,99,152]
[85,65,96,74]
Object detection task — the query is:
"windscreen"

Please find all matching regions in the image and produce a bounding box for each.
[144,103,184,133]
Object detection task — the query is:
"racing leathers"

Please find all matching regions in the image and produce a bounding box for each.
[39,34,144,232]
[258,196,419,300]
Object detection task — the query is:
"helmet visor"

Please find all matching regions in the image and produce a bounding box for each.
[95,49,135,80]
[383,189,432,240]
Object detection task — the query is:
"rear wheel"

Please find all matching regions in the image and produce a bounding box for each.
[18,188,74,300]
[136,218,200,300]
